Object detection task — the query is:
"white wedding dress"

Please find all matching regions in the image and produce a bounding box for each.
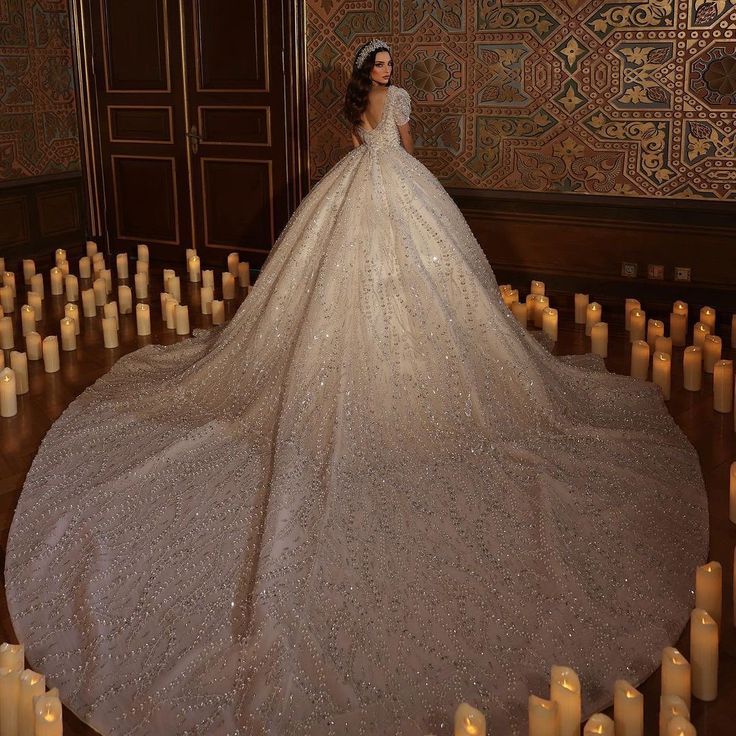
[6,85,708,736]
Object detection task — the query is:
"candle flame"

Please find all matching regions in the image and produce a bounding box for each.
[463,716,479,735]
[626,688,637,698]
[43,705,56,722]
[561,677,575,691]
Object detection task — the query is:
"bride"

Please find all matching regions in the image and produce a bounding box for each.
[6,40,708,735]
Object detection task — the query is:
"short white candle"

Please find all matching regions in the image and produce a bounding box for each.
[690,608,718,701]
[550,666,581,736]
[661,647,691,710]
[18,669,44,736]
[9,352,28,395]
[0,664,21,736]
[238,261,251,288]
[134,272,148,299]
[454,702,486,736]
[683,346,702,392]
[652,351,671,400]
[162,268,175,292]
[188,255,201,283]
[0,316,14,350]
[227,252,240,276]
[0,369,17,417]
[103,301,119,329]
[165,297,178,329]
[502,288,519,308]
[222,272,236,300]
[86,240,98,257]
[659,695,689,736]
[646,319,664,350]
[702,334,722,373]
[49,267,64,295]
[528,695,559,736]
[167,275,181,302]
[631,340,649,380]
[102,316,119,348]
[583,713,614,735]
[729,461,736,525]
[700,306,716,332]
[542,307,557,341]
[25,333,42,361]
[60,318,77,351]
[530,279,545,295]
[0,286,14,313]
[42,336,60,373]
[654,335,672,355]
[625,298,640,330]
[574,293,590,325]
[202,269,214,289]
[78,255,91,279]
[65,273,79,302]
[534,296,549,328]
[20,305,35,337]
[64,303,80,334]
[175,304,190,335]
[116,253,129,280]
[585,302,602,336]
[629,309,646,342]
[118,285,133,314]
[211,300,225,325]
[591,322,608,357]
[137,243,149,262]
[665,716,696,736]
[614,679,643,736]
[81,288,97,317]
[30,273,44,299]
[713,359,734,413]
[33,691,62,736]
[93,277,107,306]
[135,303,151,336]
[696,561,722,628]
[200,286,214,315]
[512,301,527,326]
[693,322,710,349]
[22,259,35,285]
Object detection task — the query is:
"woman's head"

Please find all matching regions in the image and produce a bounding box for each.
[344,39,394,130]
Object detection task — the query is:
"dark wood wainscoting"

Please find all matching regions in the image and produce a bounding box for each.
[452,189,736,328]
[0,174,86,268]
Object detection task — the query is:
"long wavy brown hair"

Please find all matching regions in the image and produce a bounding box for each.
[343,42,393,133]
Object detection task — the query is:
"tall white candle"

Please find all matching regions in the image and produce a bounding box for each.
[0,665,21,736]
[81,288,97,317]
[525,293,536,324]
[101,268,112,294]
[22,260,35,285]
[0,286,14,313]
[625,298,640,330]
[631,340,649,380]
[222,272,236,300]
[659,695,689,736]
[188,255,201,283]
[118,285,133,314]
[211,300,225,325]
[116,253,129,280]
[690,608,718,701]
[591,322,608,357]
[693,322,709,348]
[702,334,722,373]
[49,267,64,295]
[102,317,119,348]
[652,351,671,400]
[238,261,251,288]
[136,260,149,278]
[713,359,734,413]
[654,335,672,355]
[165,297,178,329]
[65,274,79,302]
[135,304,151,336]
[29,273,44,299]
[18,669,44,736]
[695,561,722,628]
[60,318,77,351]
[33,691,62,736]
[0,369,17,417]
[0,316,14,350]
[512,301,527,326]
[665,716,696,736]
[700,306,716,332]
[134,272,148,300]
[162,268,175,292]
[585,302,602,336]
[534,296,550,328]
[185,247,197,263]
[25,333,42,361]
[9,352,28,395]
[682,346,702,392]
[574,293,589,324]
[3,271,16,296]
[27,292,42,321]
[670,313,687,346]
[646,319,664,350]
[227,252,239,276]
[454,702,486,736]
[103,301,119,329]
[86,240,98,257]
[630,309,646,342]
[550,666,581,736]
[20,305,35,337]
[42,336,60,373]
[175,304,190,335]
[661,647,691,710]
[137,243,149,262]
[583,713,614,735]
[0,643,23,671]
[542,307,558,341]
[93,277,107,306]
[614,680,643,736]
[673,300,688,320]
[167,275,181,302]
[200,286,214,315]
[55,248,67,266]
[78,255,92,279]
[530,279,545,295]
[202,269,214,289]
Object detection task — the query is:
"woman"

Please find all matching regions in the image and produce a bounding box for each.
[6,39,708,735]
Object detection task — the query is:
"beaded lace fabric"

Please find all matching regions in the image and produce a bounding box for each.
[6,84,708,736]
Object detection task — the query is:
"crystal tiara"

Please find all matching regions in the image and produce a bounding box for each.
[355,39,391,69]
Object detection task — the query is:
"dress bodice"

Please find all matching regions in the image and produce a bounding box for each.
[356,84,411,151]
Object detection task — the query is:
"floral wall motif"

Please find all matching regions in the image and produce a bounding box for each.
[0,0,80,182]
[305,0,736,200]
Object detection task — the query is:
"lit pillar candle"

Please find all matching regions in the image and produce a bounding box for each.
[101,268,112,294]
[27,293,42,321]
[54,248,67,266]
[630,309,646,342]
[65,273,79,302]
[524,293,536,322]
[137,243,149,263]
[185,247,197,263]
[49,267,64,295]
[673,300,688,318]
[625,298,640,330]
[534,296,549,328]
[652,351,671,400]
[654,335,672,356]
[646,319,664,350]
[165,297,178,329]
[574,293,589,324]
[200,286,214,315]
[86,240,98,257]
[60,318,77,351]
[162,268,175,292]
[662,647,691,710]
[227,252,239,276]
[659,695,689,736]
[511,301,527,327]
[631,340,650,380]
[0,369,17,417]
[135,303,151,336]
[695,561,722,628]
[25,333,42,361]
[202,269,214,289]
[134,272,148,300]
[30,273,44,299]
[713,359,734,413]
[103,301,119,329]
[585,302,602,336]
[0,643,23,670]
[502,288,519,308]
[0,664,22,736]
[136,260,149,280]
[0,317,14,350]
[542,307,557,341]
[683,346,702,392]
[116,253,129,280]
[10,352,28,394]
[211,300,225,325]
[583,714,614,735]
[700,306,716,332]
[222,272,236,300]
[702,334,722,373]
[64,304,80,334]
[22,259,35,285]
[3,271,16,295]
[528,695,559,736]
[93,277,107,306]
[665,716,696,736]
[530,279,545,295]
[20,305,35,337]
[238,261,251,288]
[78,256,91,279]
[730,461,736,525]
[550,666,581,736]
[42,336,60,373]
[454,702,486,736]
[0,286,14,314]
[102,316,118,348]
[81,288,97,317]
[188,255,201,283]
[693,322,709,348]
[175,304,190,335]
[18,669,44,736]
[33,691,62,736]
[690,608,718,701]
[614,680,643,736]
[167,275,181,302]
[670,313,687,346]
[118,285,133,314]
[591,322,608,357]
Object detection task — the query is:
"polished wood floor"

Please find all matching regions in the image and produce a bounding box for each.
[0,262,733,735]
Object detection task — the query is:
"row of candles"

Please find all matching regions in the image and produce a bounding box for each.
[0,643,60,736]
[0,243,252,417]
[499,282,736,413]
[449,557,730,736]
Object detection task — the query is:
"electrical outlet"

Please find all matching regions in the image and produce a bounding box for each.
[647,264,664,280]
[621,261,638,278]
[674,266,691,282]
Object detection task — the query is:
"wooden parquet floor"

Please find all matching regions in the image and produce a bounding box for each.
[0,262,733,735]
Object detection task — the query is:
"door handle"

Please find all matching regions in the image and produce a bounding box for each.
[186,125,201,155]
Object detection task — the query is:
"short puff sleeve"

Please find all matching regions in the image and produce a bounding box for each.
[393,87,411,127]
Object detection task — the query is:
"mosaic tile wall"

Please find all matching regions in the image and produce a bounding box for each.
[306,0,736,200]
[0,0,80,182]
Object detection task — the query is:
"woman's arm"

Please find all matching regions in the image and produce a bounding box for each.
[351,130,362,149]
[398,121,414,155]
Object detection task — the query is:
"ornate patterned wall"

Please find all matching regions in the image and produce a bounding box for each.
[305,0,736,201]
[0,0,80,182]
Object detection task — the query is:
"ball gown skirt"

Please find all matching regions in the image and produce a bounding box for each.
[5,85,708,735]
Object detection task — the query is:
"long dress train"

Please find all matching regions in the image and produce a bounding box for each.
[5,85,708,736]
